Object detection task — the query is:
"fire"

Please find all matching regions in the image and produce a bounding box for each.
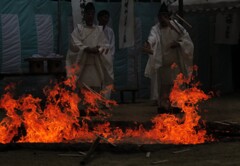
[0,81,93,143]
[146,72,212,144]
[0,67,213,144]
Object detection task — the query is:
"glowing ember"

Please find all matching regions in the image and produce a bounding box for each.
[0,67,213,144]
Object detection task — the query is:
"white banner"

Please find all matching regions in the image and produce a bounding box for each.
[71,0,92,28]
[119,0,135,48]
[215,12,240,45]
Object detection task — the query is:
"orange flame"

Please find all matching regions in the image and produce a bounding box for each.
[0,66,213,144]
[145,72,213,144]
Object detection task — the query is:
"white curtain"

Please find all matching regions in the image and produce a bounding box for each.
[1,14,21,73]
[35,15,53,56]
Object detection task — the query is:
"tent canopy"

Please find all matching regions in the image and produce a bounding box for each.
[170,0,240,12]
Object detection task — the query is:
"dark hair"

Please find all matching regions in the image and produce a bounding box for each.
[97,10,110,19]
[158,2,169,16]
[84,2,95,13]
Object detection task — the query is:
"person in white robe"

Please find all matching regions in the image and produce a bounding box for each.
[66,3,112,92]
[97,10,115,100]
[144,3,194,113]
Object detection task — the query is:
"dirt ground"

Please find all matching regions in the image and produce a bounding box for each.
[0,141,240,166]
[0,91,240,166]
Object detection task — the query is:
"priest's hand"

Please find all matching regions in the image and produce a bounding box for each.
[170,41,180,49]
[70,42,79,52]
[143,41,151,49]
[142,41,153,55]
[85,46,100,54]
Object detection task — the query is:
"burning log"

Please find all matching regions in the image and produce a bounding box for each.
[82,82,107,103]
[80,82,114,117]
[213,121,231,126]
[94,134,117,147]
[172,148,190,154]
[78,151,87,155]
[146,152,151,158]
[151,160,168,165]
[58,153,84,157]
[80,136,101,165]
[206,121,240,141]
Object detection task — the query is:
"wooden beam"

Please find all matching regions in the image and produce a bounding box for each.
[178,0,184,24]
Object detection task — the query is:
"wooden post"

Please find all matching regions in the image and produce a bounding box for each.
[57,0,62,54]
[178,0,184,24]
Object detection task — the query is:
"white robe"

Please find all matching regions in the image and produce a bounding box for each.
[66,24,112,88]
[103,26,115,81]
[144,20,194,101]
[102,26,115,99]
